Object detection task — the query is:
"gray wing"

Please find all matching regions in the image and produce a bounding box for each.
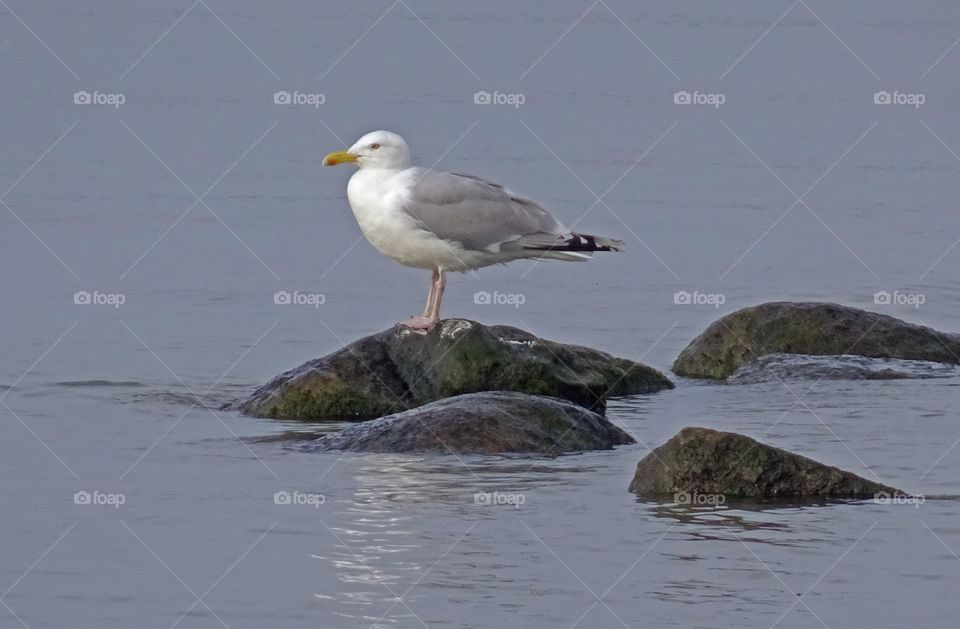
[402,169,565,251]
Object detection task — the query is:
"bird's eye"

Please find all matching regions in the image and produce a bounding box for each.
[370,143,380,149]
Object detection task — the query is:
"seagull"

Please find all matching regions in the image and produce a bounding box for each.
[323,130,623,330]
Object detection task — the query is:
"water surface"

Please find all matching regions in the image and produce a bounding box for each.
[2,1,960,627]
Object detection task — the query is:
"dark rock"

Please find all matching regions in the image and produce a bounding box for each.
[725,353,960,384]
[673,302,960,380]
[231,319,673,421]
[629,427,902,500]
[303,391,635,455]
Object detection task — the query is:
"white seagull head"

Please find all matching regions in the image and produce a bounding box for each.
[323,130,411,170]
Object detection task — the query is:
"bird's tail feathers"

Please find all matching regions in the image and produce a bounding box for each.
[514,232,624,254]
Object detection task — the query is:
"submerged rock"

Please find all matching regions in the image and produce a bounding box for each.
[673,302,960,380]
[231,319,673,421]
[726,353,960,384]
[303,391,635,455]
[629,427,901,500]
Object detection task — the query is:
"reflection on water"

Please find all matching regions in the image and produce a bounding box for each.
[315,455,605,624]
[5,367,960,626]
[646,503,793,535]
[279,411,960,627]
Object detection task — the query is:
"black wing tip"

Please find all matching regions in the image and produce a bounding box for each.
[523,233,624,253]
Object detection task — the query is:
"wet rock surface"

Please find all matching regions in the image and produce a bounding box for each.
[303,391,636,455]
[726,353,960,384]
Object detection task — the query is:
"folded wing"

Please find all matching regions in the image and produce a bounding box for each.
[402,169,565,252]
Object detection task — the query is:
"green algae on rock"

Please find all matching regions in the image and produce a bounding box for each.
[231,319,673,421]
[673,302,960,380]
[629,427,902,500]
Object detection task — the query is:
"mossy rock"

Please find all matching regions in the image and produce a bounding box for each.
[629,427,902,500]
[230,319,673,421]
[673,302,960,380]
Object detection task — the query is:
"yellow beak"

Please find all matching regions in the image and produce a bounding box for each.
[322,151,358,166]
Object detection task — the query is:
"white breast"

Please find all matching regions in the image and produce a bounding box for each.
[346,168,472,271]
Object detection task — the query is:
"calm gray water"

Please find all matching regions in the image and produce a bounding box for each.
[3,1,960,627]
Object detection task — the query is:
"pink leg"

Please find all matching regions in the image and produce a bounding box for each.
[403,269,442,330]
[427,269,446,321]
[421,269,438,316]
